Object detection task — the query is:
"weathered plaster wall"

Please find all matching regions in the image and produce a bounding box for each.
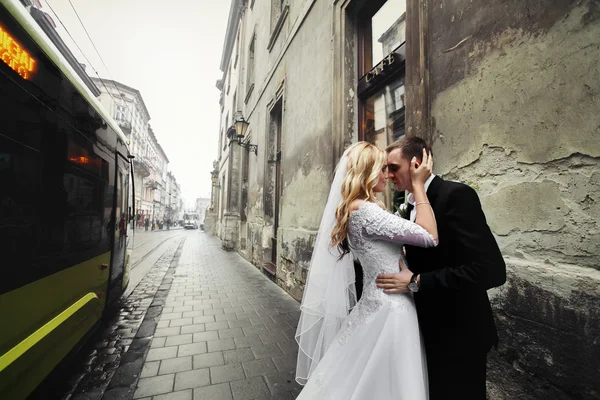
[428,1,600,398]
[278,167,331,300]
[274,0,336,296]
[239,0,337,297]
[444,148,599,269]
[215,0,243,247]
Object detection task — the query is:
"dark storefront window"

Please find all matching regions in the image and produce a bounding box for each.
[363,78,406,149]
[356,0,407,209]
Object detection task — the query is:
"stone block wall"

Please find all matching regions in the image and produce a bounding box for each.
[428,1,600,398]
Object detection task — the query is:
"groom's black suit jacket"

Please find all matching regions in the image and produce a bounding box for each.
[405,176,506,357]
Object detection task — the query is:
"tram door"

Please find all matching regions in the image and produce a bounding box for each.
[124,162,135,290]
[106,153,130,306]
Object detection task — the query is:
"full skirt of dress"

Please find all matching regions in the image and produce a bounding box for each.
[296,294,428,400]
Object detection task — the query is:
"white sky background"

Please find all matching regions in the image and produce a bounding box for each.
[372,0,406,61]
[39,0,231,207]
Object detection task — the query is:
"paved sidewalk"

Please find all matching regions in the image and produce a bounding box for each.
[58,237,186,400]
[133,233,303,400]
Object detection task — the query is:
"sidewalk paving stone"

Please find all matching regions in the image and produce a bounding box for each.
[251,343,283,360]
[271,354,298,373]
[164,334,193,347]
[181,324,206,334]
[154,389,192,400]
[233,334,263,349]
[174,368,210,390]
[230,376,271,400]
[223,348,255,365]
[218,327,245,339]
[242,358,278,378]
[146,346,178,361]
[207,338,237,352]
[130,233,303,399]
[193,352,226,369]
[140,361,159,378]
[210,363,245,384]
[158,356,192,375]
[178,342,208,357]
[193,383,232,400]
[133,373,174,398]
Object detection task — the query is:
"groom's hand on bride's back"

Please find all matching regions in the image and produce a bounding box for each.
[376,259,412,293]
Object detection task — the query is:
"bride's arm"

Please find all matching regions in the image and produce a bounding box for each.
[412,186,438,243]
[411,149,438,243]
[357,202,437,248]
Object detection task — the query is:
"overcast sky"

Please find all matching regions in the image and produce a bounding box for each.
[39,0,231,208]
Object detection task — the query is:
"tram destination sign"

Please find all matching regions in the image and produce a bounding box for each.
[0,24,36,80]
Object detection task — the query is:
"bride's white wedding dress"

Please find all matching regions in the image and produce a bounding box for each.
[296,201,436,400]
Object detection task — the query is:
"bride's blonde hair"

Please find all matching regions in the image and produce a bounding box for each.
[331,142,386,255]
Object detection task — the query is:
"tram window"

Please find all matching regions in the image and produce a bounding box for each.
[0,137,41,251]
[0,134,113,295]
[0,5,120,295]
[63,172,104,250]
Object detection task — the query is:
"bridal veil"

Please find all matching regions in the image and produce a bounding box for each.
[295,152,357,385]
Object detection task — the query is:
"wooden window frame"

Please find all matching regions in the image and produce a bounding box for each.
[267,1,289,51]
[356,1,406,142]
[245,34,256,103]
[351,0,428,141]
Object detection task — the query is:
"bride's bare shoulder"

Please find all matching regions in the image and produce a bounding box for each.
[349,200,367,211]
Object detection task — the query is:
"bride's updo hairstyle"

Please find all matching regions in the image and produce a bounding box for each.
[331,142,386,256]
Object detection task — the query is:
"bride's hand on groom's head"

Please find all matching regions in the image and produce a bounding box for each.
[410,148,434,186]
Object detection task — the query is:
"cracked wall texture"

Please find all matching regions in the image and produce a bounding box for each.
[240,0,336,292]
[429,1,600,398]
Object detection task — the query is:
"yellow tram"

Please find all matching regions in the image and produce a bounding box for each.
[0,0,134,397]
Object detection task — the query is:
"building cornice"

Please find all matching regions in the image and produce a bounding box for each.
[156,143,169,164]
[219,0,243,72]
[147,125,170,164]
[91,77,152,122]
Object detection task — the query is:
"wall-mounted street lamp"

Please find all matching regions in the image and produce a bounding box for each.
[211,170,221,188]
[227,112,257,155]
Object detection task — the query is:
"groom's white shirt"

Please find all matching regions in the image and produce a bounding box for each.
[407,173,436,222]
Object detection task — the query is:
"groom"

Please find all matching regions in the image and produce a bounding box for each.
[376,136,506,399]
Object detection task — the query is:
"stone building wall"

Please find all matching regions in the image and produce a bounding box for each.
[426,1,600,398]
[216,1,600,395]
[237,0,338,300]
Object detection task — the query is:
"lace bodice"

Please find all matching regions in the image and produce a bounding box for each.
[333,201,436,345]
[349,201,436,281]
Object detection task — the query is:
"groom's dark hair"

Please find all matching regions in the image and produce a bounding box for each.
[386,136,432,161]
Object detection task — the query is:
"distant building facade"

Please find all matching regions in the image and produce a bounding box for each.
[195,198,211,225]
[93,78,175,226]
[166,172,182,223]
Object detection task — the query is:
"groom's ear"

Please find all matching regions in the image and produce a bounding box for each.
[414,152,426,168]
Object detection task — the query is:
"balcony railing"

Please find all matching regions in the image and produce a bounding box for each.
[133,155,152,178]
[117,120,132,134]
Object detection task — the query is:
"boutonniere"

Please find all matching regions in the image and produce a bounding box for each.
[396,202,410,220]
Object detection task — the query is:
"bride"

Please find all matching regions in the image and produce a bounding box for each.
[295,142,437,399]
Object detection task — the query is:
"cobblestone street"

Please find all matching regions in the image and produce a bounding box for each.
[56,230,303,400]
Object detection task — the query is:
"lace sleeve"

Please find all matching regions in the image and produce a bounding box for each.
[355,202,437,248]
